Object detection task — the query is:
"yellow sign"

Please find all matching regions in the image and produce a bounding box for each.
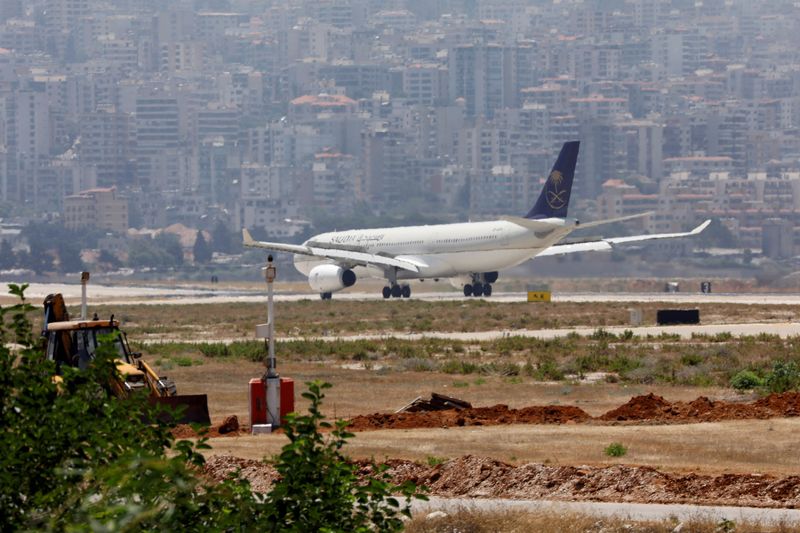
[527,291,551,302]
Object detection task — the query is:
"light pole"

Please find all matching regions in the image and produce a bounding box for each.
[263,255,280,426]
[264,254,277,379]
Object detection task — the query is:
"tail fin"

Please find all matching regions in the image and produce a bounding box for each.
[525,141,580,219]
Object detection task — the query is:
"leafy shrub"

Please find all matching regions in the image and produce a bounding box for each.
[590,328,616,340]
[526,355,564,381]
[441,360,479,374]
[173,355,196,366]
[608,353,641,375]
[604,442,628,457]
[765,361,800,393]
[265,381,422,531]
[730,370,763,390]
[680,353,704,367]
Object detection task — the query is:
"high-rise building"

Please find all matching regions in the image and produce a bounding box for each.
[79,105,135,188]
[135,87,180,190]
[44,0,91,58]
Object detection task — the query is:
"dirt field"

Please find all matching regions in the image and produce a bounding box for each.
[45,293,800,514]
[203,453,800,508]
[158,351,800,510]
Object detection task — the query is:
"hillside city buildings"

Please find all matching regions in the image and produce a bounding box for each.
[1,0,800,258]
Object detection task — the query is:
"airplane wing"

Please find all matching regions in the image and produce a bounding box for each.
[576,211,653,229]
[242,229,421,272]
[536,220,711,258]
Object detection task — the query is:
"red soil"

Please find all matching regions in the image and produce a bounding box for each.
[204,454,800,508]
[346,392,800,431]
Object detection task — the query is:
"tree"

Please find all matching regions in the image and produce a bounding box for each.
[56,240,83,273]
[127,234,184,269]
[20,240,53,274]
[211,220,235,254]
[155,232,184,266]
[98,249,122,269]
[193,230,212,264]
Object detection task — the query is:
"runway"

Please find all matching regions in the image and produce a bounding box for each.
[7,282,800,306]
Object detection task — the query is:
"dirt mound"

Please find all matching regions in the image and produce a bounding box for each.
[387,455,800,508]
[218,415,240,434]
[753,392,800,416]
[207,453,800,508]
[346,404,591,431]
[599,393,672,421]
[346,392,800,431]
[172,416,248,439]
[598,393,800,423]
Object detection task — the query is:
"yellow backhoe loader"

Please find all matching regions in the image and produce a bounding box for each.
[42,293,210,425]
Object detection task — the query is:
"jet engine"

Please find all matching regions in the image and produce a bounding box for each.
[308,264,357,293]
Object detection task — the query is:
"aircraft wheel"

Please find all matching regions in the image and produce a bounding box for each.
[391,284,402,298]
[382,286,391,299]
[401,284,411,298]
[321,292,332,300]
[483,283,492,297]
[463,284,473,297]
[473,283,484,297]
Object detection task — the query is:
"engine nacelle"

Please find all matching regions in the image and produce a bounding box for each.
[308,264,357,293]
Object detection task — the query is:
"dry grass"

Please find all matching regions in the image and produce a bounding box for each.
[204,418,800,477]
[70,300,800,340]
[405,508,799,533]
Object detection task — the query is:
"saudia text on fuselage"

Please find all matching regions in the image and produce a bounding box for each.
[330,232,386,245]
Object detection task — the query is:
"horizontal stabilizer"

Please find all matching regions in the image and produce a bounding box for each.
[242,229,313,255]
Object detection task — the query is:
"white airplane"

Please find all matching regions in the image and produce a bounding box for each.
[243,141,710,299]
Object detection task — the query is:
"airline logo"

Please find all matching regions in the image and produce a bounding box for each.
[545,170,567,210]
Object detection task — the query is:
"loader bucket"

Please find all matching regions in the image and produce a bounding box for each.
[149,394,211,425]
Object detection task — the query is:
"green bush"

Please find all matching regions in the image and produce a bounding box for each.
[765,361,800,393]
[604,442,628,457]
[730,370,763,390]
[264,381,422,532]
[680,353,704,367]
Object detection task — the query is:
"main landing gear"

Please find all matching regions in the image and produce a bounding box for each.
[463,283,492,297]
[463,271,497,298]
[320,292,333,300]
[382,284,411,299]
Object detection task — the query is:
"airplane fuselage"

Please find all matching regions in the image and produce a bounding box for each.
[293,218,576,281]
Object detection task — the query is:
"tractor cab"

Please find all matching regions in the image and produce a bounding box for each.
[40,292,207,423]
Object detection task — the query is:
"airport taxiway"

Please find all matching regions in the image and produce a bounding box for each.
[8,282,800,306]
